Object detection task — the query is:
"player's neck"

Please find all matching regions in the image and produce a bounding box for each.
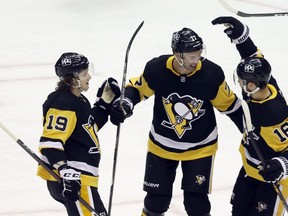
[251,87,271,101]
[71,87,82,97]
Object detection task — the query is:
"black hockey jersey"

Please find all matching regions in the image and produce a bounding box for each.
[125,55,242,161]
[240,84,288,185]
[37,90,108,187]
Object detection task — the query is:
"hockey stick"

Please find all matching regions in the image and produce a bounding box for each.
[242,100,288,212]
[0,122,100,216]
[108,20,144,216]
[218,0,288,17]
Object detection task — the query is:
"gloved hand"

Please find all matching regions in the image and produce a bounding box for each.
[59,165,81,201]
[211,16,249,44]
[110,97,133,125]
[94,77,121,111]
[259,157,288,183]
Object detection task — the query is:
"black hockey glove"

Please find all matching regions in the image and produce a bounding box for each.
[211,16,249,44]
[110,97,133,125]
[59,165,81,201]
[259,157,288,184]
[94,77,121,112]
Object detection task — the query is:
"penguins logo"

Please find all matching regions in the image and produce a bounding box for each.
[161,93,205,138]
[195,175,206,185]
[82,115,100,151]
[256,201,267,212]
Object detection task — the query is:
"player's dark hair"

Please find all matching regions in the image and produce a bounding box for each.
[56,75,74,91]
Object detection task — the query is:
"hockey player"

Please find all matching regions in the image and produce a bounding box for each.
[110,28,243,215]
[212,17,288,215]
[37,52,120,216]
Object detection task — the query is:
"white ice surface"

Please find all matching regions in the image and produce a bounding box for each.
[0,0,288,215]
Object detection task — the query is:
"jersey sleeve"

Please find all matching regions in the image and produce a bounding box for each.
[91,106,108,131]
[39,108,77,166]
[125,72,155,106]
[236,37,258,58]
[211,79,243,132]
[211,80,240,112]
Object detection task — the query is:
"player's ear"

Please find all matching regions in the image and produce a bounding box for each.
[174,52,181,60]
[247,82,256,90]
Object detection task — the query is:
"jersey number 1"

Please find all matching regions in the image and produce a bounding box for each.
[46,115,68,131]
[274,122,288,142]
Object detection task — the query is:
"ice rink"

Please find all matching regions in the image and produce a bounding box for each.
[0,0,288,215]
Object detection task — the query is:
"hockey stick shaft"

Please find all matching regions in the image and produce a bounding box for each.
[119,20,144,104]
[218,0,288,17]
[108,20,144,216]
[241,100,288,212]
[0,122,99,216]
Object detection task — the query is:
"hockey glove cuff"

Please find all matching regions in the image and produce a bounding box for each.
[259,157,288,183]
[211,16,249,44]
[94,77,121,111]
[110,97,134,125]
[59,165,81,201]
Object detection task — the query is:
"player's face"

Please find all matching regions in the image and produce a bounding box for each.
[182,50,202,71]
[78,69,91,91]
[238,78,256,92]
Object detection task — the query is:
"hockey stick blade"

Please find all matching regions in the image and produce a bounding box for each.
[241,100,288,212]
[108,20,144,216]
[218,0,288,17]
[0,122,100,216]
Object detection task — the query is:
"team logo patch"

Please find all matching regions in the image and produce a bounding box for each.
[82,115,99,148]
[61,57,72,66]
[195,175,206,185]
[161,93,205,138]
[256,201,267,212]
[244,63,255,73]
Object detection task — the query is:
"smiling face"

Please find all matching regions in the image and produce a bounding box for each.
[71,68,91,96]
[181,50,202,70]
[78,69,91,91]
[174,49,203,74]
